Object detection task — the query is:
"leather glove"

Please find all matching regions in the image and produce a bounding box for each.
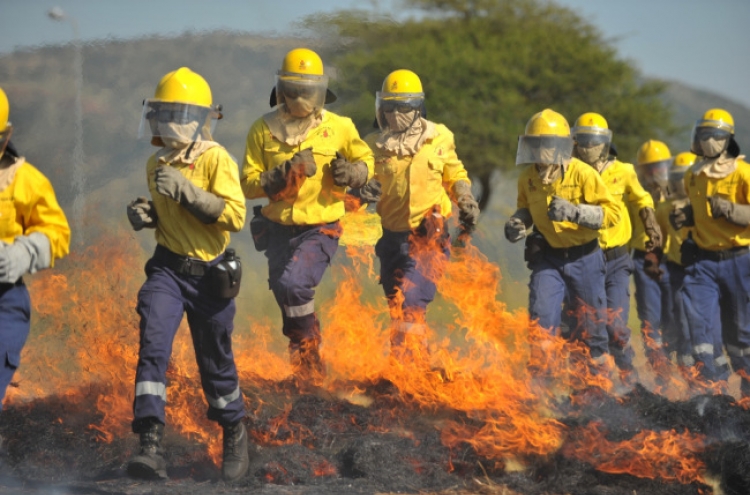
[358,179,382,204]
[260,148,316,198]
[504,217,527,243]
[548,196,603,230]
[0,233,51,283]
[669,203,694,230]
[452,181,479,227]
[643,249,664,281]
[126,197,157,231]
[331,151,368,188]
[708,196,750,226]
[155,166,225,224]
[547,195,579,223]
[639,207,663,251]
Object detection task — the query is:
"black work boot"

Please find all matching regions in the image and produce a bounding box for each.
[222,421,249,482]
[127,419,167,480]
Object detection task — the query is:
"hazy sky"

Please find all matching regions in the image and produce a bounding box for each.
[2,0,749,107]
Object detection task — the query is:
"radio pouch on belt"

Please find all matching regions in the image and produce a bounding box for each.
[524,232,546,267]
[210,248,242,299]
[250,205,270,252]
[680,234,699,267]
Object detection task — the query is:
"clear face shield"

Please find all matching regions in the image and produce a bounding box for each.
[375,92,424,132]
[515,135,574,166]
[636,159,671,196]
[138,100,219,146]
[0,123,12,157]
[690,122,732,158]
[572,127,612,165]
[276,72,328,118]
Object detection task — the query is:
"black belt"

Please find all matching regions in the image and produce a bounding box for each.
[155,245,211,276]
[546,238,599,261]
[277,221,337,237]
[603,244,629,262]
[697,245,749,262]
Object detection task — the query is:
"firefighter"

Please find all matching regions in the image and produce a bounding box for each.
[657,151,728,377]
[631,140,674,368]
[241,48,374,382]
[0,86,70,415]
[126,68,249,481]
[571,112,659,385]
[361,69,479,361]
[504,109,621,368]
[670,108,750,393]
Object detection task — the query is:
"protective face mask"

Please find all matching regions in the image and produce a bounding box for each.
[384,110,418,133]
[285,96,316,118]
[700,138,727,158]
[158,121,200,149]
[577,143,607,167]
[536,163,561,185]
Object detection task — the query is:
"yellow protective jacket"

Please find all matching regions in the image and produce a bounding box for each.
[241,110,374,226]
[147,146,246,261]
[657,199,690,265]
[684,157,750,250]
[517,158,622,249]
[598,159,654,250]
[0,161,70,264]
[364,123,470,232]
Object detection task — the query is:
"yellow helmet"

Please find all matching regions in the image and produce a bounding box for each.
[524,108,570,137]
[691,108,737,157]
[154,67,212,107]
[673,151,698,168]
[139,67,220,144]
[636,139,671,166]
[668,151,697,199]
[280,48,325,77]
[375,69,425,131]
[516,109,574,166]
[571,112,612,164]
[636,140,671,193]
[0,87,9,133]
[381,69,423,95]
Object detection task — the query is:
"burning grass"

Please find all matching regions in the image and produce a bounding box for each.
[1,221,750,494]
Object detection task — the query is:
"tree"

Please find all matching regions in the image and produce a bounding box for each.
[312,0,677,209]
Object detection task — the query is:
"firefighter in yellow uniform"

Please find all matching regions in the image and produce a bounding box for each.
[657,151,728,376]
[362,69,479,361]
[671,108,750,393]
[504,109,622,367]
[571,112,659,385]
[0,86,70,416]
[241,48,374,381]
[126,68,249,481]
[631,140,674,368]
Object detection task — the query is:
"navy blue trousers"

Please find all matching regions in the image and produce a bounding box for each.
[632,250,673,359]
[264,222,339,346]
[603,251,635,370]
[133,246,245,428]
[0,281,30,411]
[529,247,608,359]
[681,252,750,390]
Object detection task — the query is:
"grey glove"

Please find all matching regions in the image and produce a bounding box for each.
[126,196,157,231]
[260,148,316,198]
[0,232,51,283]
[358,179,382,204]
[547,196,603,230]
[504,208,532,243]
[639,207,663,251]
[331,151,368,188]
[709,196,750,226]
[154,165,226,224]
[452,181,480,227]
[670,203,694,230]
